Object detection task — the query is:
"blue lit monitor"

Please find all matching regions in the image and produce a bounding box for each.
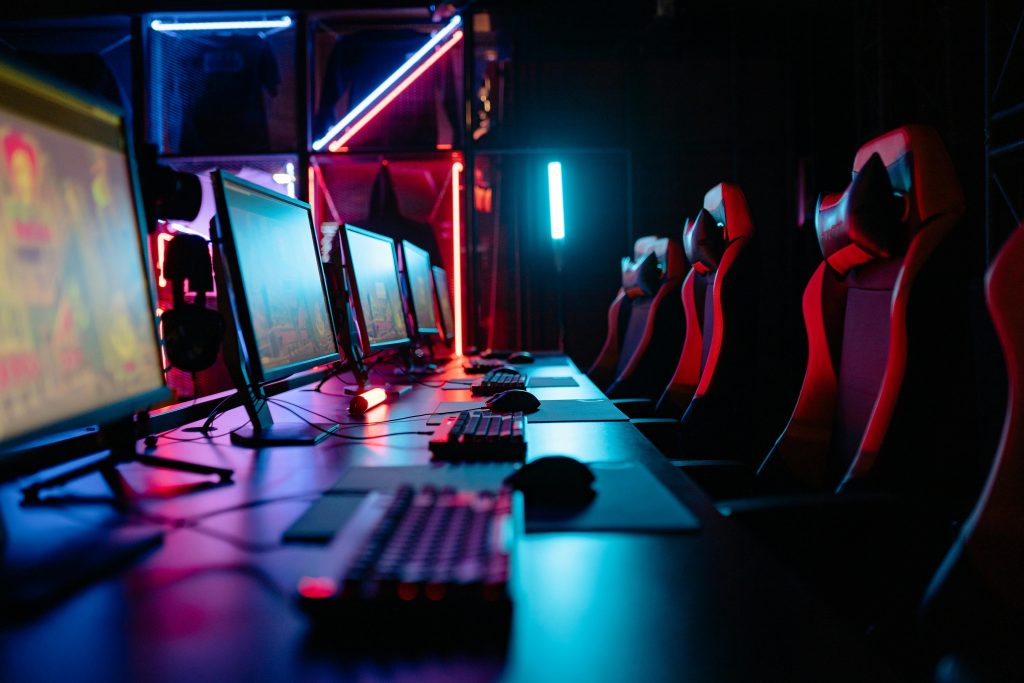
[400,240,439,336]
[0,58,167,467]
[341,225,412,352]
[212,173,339,383]
[431,265,455,343]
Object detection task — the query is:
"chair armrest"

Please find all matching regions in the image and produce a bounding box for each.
[670,459,756,499]
[630,417,680,456]
[716,491,902,530]
[611,397,656,418]
[716,492,941,625]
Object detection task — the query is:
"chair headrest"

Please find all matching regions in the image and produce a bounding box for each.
[816,152,908,276]
[683,209,726,275]
[632,235,685,279]
[703,182,754,242]
[852,124,964,226]
[622,251,661,298]
[620,236,683,298]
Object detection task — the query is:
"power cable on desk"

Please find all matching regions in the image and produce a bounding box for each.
[267,396,460,429]
[266,399,433,440]
[143,392,253,446]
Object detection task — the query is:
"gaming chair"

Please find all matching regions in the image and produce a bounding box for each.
[757,125,975,513]
[587,236,686,400]
[656,183,759,461]
[917,223,1024,682]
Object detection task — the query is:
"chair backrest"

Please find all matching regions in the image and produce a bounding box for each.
[918,223,1024,669]
[657,183,759,458]
[759,125,966,491]
[588,236,686,399]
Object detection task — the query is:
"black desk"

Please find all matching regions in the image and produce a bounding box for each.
[0,357,896,682]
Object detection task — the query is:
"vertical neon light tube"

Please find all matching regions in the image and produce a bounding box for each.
[452,161,464,357]
[548,161,565,240]
[307,165,317,227]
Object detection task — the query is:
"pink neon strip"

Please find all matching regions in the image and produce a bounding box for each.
[327,31,463,152]
[452,161,464,356]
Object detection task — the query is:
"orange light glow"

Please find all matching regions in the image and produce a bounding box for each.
[452,161,464,357]
[349,387,387,415]
[436,143,453,150]
[327,31,464,152]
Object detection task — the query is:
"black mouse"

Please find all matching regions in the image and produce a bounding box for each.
[486,389,540,413]
[507,351,535,364]
[492,365,521,375]
[506,456,596,505]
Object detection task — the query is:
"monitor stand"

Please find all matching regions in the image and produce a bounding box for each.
[391,346,441,377]
[228,383,339,448]
[20,417,233,504]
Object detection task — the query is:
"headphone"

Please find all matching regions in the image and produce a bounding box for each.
[160,233,225,372]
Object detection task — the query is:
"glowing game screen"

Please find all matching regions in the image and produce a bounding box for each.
[218,176,338,380]
[0,61,165,449]
[401,240,438,335]
[432,265,455,342]
[344,225,410,350]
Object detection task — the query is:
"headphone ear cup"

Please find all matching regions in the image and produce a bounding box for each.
[162,305,225,372]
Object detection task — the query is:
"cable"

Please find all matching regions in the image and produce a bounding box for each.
[267,396,459,428]
[266,399,435,441]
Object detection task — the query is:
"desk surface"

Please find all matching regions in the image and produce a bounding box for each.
[0,356,896,683]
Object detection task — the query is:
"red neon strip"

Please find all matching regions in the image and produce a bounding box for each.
[452,161,464,356]
[328,31,463,152]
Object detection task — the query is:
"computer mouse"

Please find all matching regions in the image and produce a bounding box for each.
[507,351,535,364]
[506,456,596,505]
[492,365,521,375]
[486,389,540,413]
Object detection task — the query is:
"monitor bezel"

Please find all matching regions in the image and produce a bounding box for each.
[0,56,170,465]
[340,224,413,353]
[399,240,440,336]
[211,171,340,385]
[431,265,456,343]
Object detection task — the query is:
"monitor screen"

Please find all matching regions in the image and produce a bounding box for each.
[0,60,166,453]
[343,225,411,352]
[401,240,439,335]
[215,174,339,382]
[431,265,455,342]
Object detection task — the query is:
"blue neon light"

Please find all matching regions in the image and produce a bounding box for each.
[150,17,292,32]
[548,162,565,240]
[311,15,463,151]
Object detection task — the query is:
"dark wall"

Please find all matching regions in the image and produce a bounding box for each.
[484,0,988,445]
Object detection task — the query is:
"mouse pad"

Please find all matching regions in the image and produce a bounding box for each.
[440,376,580,390]
[328,463,517,494]
[427,399,629,424]
[523,462,700,533]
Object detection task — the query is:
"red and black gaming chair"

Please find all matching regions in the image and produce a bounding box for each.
[653,183,759,460]
[756,125,974,508]
[587,236,686,400]
[917,223,1024,682]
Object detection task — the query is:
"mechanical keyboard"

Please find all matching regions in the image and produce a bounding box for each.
[429,410,527,460]
[297,484,512,634]
[470,368,528,395]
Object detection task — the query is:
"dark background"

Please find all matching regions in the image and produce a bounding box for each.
[1,0,1015,425]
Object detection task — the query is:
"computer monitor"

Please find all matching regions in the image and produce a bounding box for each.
[0,58,168,478]
[340,224,412,354]
[432,265,456,344]
[399,240,439,337]
[211,171,340,446]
